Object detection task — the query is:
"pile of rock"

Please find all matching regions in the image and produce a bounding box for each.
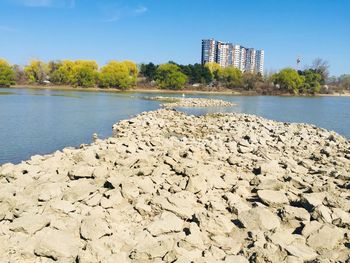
[145,96,235,108]
[0,109,349,262]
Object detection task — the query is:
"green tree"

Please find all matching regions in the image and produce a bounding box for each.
[50,60,75,84]
[217,66,243,88]
[50,60,98,87]
[271,68,304,94]
[99,61,137,89]
[24,60,48,84]
[155,63,188,90]
[180,63,213,85]
[48,60,62,77]
[140,62,158,81]
[204,62,221,81]
[71,60,98,87]
[123,60,138,82]
[0,59,15,87]
[299,69,322,94]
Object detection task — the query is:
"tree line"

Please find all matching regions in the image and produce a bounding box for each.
[0,58,349,94]
[3,59,138,89]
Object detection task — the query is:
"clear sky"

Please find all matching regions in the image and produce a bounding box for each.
[1,0,349,76]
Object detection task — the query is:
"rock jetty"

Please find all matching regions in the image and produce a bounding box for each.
[1,109,350,262]
[145,96,235,108]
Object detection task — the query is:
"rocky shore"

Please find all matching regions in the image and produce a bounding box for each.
[0,109,350,262]
[144,96,235,108]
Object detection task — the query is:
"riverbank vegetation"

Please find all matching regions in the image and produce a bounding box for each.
[0,59,15,87]
[0,57,349,95]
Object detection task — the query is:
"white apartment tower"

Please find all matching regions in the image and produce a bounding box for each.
[201,39,264,74]
[232,45,241,69]
[217,42,232,67]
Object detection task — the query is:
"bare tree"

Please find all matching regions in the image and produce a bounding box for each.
[312,58,330,82]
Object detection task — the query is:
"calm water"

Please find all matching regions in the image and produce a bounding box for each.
[0,88,349,164]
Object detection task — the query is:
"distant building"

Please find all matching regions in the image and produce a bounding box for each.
[201,39,217,64]
[201,38,264,74]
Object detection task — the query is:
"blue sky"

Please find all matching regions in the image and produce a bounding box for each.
[1,0,349,76]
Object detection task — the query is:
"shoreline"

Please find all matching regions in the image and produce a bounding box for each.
[0,109,349,262]
[11,85,243,96]
[9,84,350,97]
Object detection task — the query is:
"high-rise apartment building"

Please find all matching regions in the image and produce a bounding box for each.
[201,39,217,64]
[201,38,264,74]
[217,42,232,67]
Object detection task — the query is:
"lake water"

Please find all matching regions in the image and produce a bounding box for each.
[1,88,349,164]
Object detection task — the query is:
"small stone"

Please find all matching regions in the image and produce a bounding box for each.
[301,221,323,238]
[186,175,207,194]
[80,216,112,241]
[257,190,289,207]
[285,243,317,261]
[10,214,50,235]
[147,212,183,236]
[68,166,95,180]
[34,228,81,261]
[312,205,332,223]
[50,200,76,214]
[63,179,97,202]
[285,256,303,263]
[281,205,310,221]
[121,182,139,201]
[307,224,344,250]
[224,255,249,263]
[238,207,280,230]
[300,192,326,211]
